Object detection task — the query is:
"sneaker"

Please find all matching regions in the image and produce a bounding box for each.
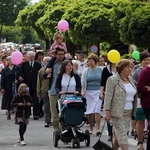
[131,131,134,136]
[21,140,26,146]
[44,123,50,127]
[89,129,93,134]
[108,136,112,141]
[17,138,21,143]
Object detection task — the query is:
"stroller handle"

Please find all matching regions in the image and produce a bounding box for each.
[58,92,81,99]
[64,92,76,95]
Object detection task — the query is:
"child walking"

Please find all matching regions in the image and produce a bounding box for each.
[11,83,33,146]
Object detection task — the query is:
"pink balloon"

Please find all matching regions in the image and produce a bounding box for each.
[58,20,69,32]
[11,51,23,65]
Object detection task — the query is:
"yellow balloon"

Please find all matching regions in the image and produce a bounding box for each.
[107,50,120,63]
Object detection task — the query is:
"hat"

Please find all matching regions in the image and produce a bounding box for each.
[140,51,150,62]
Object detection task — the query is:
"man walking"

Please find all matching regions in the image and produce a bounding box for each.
[47,48,65,131]
[21,51,41,120]
[37,56,51,127]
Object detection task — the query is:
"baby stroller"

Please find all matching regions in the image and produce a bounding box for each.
[53,92,90,148]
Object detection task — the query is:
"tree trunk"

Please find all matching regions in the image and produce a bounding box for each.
[97,42,100,57]
[0,24,3,41]
[45,39,50,51]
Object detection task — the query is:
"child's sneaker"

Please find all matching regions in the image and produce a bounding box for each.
[21,140,26,146]
[17,138,20,143]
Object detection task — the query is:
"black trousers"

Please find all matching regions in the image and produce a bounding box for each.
[30,90,40,116]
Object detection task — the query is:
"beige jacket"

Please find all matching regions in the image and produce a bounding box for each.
[104,73,137,118]
[37,67,49,95]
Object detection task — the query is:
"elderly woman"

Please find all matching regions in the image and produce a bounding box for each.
[1,56,21,119]
[104,59,137,150]
[81,53,102,135]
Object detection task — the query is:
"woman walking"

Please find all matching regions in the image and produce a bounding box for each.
[81,53,102,135]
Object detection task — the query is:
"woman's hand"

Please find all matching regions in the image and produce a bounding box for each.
[1,89,5,94]
[19,76,24,81]
[15,80,18,84]
[59,91,65,95]
[145,86,150,91]
[74,91,79,95]
[18,103,24,106]
[105,110,111,122]
[100,93,104,100]
[81,91,85,96]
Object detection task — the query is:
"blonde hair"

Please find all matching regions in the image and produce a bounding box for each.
[87,53,98,63]
[53,31,63,41]
[18,83,29,96]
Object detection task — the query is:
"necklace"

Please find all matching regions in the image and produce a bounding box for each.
[90,67,97,75]
[120,76,129,82]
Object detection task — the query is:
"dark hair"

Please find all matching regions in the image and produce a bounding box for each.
[140,51,150,62]
[76,50,83,54]
[35,51,44,60]
[55,47,65,54]
[58,60,74,76]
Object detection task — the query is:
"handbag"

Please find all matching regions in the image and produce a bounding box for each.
[93,122,113,150]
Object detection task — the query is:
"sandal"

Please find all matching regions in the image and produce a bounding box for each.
[143,131,148,139]
[96,130,101,136]
[137,142,144,150]
[89,129,93,134]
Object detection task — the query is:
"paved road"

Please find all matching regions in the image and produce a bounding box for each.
[0,103,147,150]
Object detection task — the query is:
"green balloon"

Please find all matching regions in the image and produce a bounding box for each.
[132,51,140,61]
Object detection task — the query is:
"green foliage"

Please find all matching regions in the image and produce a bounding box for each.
[15,1,48,40]
[120,2,150,47]
[0,0,29,38]
[121,53,131,59]
[1,26,40,44]
[11,0,150,50]
[0,0,29,26]
[36,0,73,39]
[63,0,120,45]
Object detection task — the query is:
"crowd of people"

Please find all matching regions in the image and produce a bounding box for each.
[0,31,150,150]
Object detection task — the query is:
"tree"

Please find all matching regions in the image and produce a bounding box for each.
[62,0,121,55]
[119,2,150,48]
[0,0,29,39]
[36,0,74,50]
[15,1,50,48]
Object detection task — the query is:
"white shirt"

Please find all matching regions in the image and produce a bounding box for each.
[61,73,76,100]
[124,83,136,110]
[29,61,34,67]
[77,60,86,72]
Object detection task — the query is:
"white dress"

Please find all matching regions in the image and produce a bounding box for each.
[85,90,102,114]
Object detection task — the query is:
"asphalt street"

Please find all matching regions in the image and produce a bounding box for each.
[0,99,147,150]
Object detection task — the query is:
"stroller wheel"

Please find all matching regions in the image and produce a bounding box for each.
[76,139,80,148]
[71,139,76,148]
[85,129,90,146]
[53,131,60,147]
